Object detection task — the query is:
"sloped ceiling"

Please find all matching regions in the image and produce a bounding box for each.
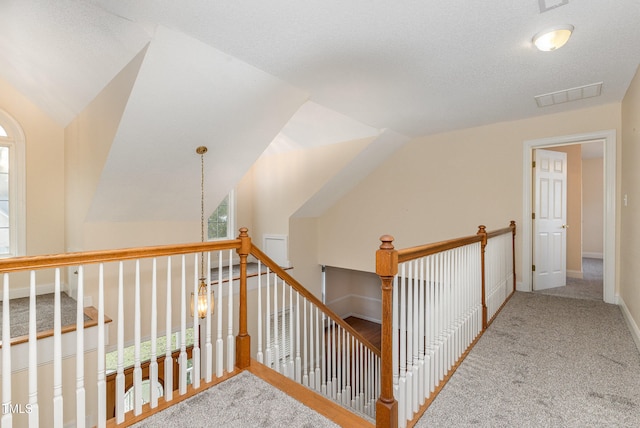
[1,0,639,223]
[87,26,308,222]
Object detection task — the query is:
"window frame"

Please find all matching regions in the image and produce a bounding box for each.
[207,190,235,241]
[0,110,26,258]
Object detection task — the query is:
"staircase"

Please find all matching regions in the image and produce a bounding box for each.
[0,222,516,427]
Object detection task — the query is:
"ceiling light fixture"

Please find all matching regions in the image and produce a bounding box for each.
[532,24,574,51]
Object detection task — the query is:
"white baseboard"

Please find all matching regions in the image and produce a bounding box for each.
[341,311,382,324]
[0,282,57,300]
[582,252,604,259]
[618,296,640,354]
[327,294,381,322]
[567,270,583,279]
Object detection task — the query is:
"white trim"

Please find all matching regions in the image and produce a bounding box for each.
[339,312,382,325]
[522,129,616,304]
[619,296,640,354]
[0,282,56,300]
[582,252,604,259]
[0,109,26,257]
[7,325,103,373]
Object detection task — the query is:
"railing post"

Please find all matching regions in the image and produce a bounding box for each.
[376,235,398,428]
[477,225,488,330]
[236,227,251,369]
[510,220,517,293]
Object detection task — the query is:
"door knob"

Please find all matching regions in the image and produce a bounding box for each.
[562,224,569,229]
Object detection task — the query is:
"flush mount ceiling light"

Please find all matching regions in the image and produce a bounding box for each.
[533,24,574,51]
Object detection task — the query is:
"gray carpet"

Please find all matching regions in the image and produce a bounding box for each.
[534,258,603,301]
[417,292,640,427]
[0,292,88,339]
[130,371,339,428]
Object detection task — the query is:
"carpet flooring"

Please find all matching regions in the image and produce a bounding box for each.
[130,371,339,428]
[0,292,87,339]
[417,292,640,427]
[130,289,640,427]
[534,258,603,301]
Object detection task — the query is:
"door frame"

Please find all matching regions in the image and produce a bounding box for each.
[521,129,616,304]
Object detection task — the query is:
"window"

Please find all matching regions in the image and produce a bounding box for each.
[0,110,26,257]
[207,191,234,240]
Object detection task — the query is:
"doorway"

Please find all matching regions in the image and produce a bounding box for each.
[521,130,616,304]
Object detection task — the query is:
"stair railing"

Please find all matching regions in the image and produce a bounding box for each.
[0,233,251,427]
[375,221,516,428]
[249,244,381,420]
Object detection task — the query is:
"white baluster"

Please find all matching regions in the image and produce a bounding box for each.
[226,250,234,373]
[308,301,314,389]
[295,291,301,382]
[216,251,223,377]
[53,269,63,427]
[28,271,39,427]
[116,262,125,423]
[205,252,213,382]
[164,257,174,402]
[282,279,287,377]
[321,312,326,396]
[97,264,106,427]
[273,274,279,373]
[315,307,321,391]
[150,259,159,408]
[331,319,337,399]
[192,254,201,389]
[281,279,287,377]
[302,298,308,386]
[336,325,342,403]
[288,284,294,378]
[179,255,188,395]
[265,268,271,368]
[133,261,142,415]
[418,258,426,405]
[76,265,86,427]
[2,274,12,427]
[257,260,263,364]
[398,263,407,426]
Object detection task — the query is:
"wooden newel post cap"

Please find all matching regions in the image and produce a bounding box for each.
[379,235,395,251]
[477,225,486,235]
[238,227,249,238]
[377,235,397,277]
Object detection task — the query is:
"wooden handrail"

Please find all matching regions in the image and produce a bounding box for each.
[0,240,242,273]
[375,221,516,428]
[249,244,381,357]
[397,234,482,263]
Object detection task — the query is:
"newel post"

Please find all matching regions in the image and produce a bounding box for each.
[236,227,251,369]
[477,225,488,330]
[376,235,398,428]
[510,220,517,293]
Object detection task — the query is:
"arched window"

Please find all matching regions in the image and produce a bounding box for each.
[0,110,26,257]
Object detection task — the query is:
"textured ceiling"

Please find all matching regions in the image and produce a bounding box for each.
[0,0,638,223]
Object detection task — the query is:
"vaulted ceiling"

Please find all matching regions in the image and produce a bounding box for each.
[1,1,638,221]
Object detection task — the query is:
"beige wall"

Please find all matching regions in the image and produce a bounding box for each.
[249,138,371,241]
[317,104,621,282]
[248,138,371,295]
[325,267,381,322]
[0,77,66,257]
[582,158,604,257]
[620,65,640,346]
[547,145,583,277]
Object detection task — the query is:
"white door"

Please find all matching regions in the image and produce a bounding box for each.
[533,149,567,290]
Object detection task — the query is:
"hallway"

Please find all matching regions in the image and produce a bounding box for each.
[534,257,603,301]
